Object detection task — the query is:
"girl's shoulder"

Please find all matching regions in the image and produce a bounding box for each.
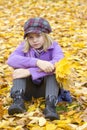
[16,40,25,47]
[47,41,58,50]
[51,41,59,47]
[20,40,26,45]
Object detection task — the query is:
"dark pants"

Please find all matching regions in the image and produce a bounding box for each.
[10,75,60,101]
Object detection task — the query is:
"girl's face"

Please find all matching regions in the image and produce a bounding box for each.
[27,33,45,49]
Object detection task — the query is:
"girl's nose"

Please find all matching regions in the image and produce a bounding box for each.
[33,37,38,42]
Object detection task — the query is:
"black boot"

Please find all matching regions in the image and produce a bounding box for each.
[8,89,26,115]
[43,95,59,120]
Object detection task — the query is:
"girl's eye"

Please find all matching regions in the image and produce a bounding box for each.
[28,34,42,39]
[36,34,41,37]
[29,36,33,39]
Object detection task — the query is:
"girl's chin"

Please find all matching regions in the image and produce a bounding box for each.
[34,46,43,50]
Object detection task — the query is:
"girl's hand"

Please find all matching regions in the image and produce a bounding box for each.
[13,69,31,79]
[36,60,54,73]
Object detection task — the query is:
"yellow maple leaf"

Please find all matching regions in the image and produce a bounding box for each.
[72,42,85,48]
[45,123,57,130]
[55,57,73,89]
[77,123,87,130]
[55,58,71,78]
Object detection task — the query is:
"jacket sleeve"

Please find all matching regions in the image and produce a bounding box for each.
[7,42,38,68]
[29,67,53,80]
[50,42,64,65]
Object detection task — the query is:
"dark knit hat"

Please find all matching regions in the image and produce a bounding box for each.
[24,17,52,38]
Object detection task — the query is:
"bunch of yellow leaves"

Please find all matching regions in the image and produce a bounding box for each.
[55,57,73,89]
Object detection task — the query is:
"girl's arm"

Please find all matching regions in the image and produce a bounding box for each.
[29,42,64,80]
[29,67,53,80]
[7,42,38,68]
[36,42,64,73]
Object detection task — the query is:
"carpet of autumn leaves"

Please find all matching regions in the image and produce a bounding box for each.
[0,0,87,129]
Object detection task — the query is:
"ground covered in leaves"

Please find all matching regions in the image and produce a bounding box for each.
[0,0,87,129]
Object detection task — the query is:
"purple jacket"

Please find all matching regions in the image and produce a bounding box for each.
[7,41,64,80]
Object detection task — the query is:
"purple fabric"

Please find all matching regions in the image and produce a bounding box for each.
[58,88,72,103]
[7,41,64,80]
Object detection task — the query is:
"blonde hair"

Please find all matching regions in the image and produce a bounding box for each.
[23,33,53,53]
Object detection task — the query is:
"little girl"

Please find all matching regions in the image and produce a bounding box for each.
[7,17,64,120]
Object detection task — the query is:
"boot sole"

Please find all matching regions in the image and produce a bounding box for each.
[45,113,60,120]
[8,106,26,115]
